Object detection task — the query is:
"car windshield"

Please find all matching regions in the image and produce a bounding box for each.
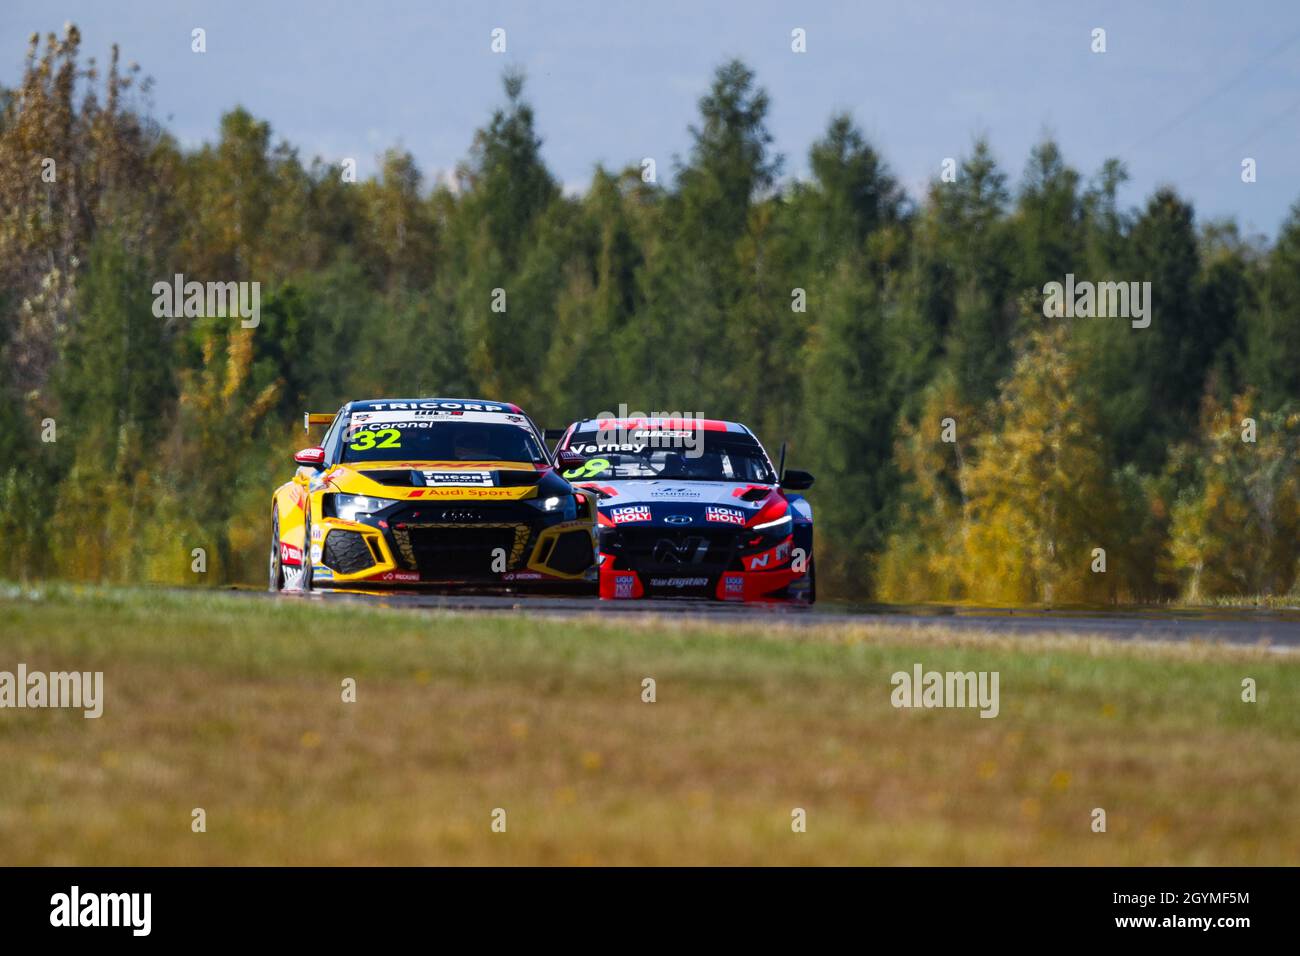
[341,415,547,464]
[562,431,776,483]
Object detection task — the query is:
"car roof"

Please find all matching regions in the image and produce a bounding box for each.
[568,417,753,435]
[347,398,526,414]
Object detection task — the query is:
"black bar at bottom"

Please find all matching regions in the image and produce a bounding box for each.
[0,866,1282,943]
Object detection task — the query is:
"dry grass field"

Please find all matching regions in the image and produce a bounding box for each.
[0,585,1296,865]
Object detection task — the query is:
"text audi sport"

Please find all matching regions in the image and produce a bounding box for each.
[553,417,815,601]
[270,398,597,591]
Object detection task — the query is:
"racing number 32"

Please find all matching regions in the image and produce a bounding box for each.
[562,457,609,480]
[348,428,402,451]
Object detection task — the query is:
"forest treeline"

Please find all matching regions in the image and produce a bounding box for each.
[1,25,1297,601]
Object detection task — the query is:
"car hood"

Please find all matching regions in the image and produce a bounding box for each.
[322,460,552,501]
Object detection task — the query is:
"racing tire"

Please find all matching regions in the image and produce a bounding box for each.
[269,506,285,592]
[300,512,314,593]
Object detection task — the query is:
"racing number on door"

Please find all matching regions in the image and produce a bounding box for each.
[348,428,402,451]
[562,457,609,480]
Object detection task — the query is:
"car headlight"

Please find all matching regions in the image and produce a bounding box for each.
[529,494,577,520]
[752,513,792,532]
[330,493,399,522]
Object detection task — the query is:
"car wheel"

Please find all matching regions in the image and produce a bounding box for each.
[269,507,284,592]
[807,559,816,604]
[300,512,314,593]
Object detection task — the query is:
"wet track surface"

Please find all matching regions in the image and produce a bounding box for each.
[247,588,1300,648]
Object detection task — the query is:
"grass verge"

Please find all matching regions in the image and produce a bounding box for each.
[0,584,1296,865]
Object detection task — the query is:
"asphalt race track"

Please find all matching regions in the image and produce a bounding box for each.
[243,588,1300,649]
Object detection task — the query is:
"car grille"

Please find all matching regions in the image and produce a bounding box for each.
[607,527,740,574]
[387,501,540,524]
[394,525,529,578]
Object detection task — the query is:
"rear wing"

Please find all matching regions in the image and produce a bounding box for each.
[304,412,335,433]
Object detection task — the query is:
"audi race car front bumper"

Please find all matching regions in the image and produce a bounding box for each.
[309,496,597,590]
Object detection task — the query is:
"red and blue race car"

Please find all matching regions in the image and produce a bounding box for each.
[551,417,815,602]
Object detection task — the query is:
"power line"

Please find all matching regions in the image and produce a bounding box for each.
[1122,24,1300,156]
[1186,92,1300,181]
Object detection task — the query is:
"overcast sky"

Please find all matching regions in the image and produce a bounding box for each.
[6,0,1299,237]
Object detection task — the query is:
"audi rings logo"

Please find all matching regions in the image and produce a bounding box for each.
[664,515,693,525]
[439,510,478,521]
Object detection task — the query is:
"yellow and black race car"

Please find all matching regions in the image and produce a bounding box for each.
[269,398,598,592]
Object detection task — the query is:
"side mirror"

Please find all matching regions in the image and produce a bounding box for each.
[781,469,814,491]
[555,448,586,470]
[295,446,326,468]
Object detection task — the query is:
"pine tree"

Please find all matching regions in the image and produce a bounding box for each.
[448,71,562,402]
[55,230,175,450]
[1244,204,1300,410]
[800,253,905,592]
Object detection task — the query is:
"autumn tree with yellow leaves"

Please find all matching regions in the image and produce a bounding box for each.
[1169,395,1300,600]
[958,326,1119,604]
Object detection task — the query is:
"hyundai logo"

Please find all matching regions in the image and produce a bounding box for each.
[664,515,692,525]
